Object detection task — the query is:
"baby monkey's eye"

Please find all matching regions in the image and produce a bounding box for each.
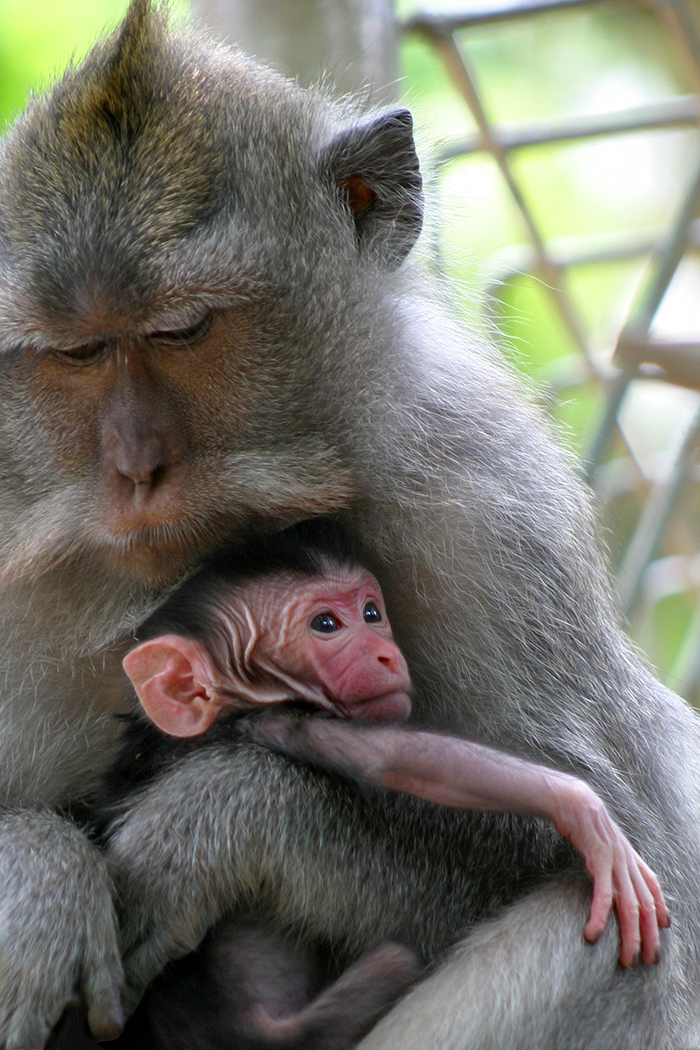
[363,602,382,623]
[310,612,341,634]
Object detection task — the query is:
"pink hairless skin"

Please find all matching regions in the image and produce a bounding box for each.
[123,563,670,969]
[122,565,412,737]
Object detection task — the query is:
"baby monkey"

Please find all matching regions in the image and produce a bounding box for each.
[123,527,413,735]
[107,523,668,1049]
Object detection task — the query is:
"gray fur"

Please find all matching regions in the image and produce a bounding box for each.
[0,1,699,1046]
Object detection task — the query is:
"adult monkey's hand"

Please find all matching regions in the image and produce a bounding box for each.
[0,812,123,1048]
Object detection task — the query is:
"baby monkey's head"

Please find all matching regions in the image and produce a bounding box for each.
[123,522,411,738]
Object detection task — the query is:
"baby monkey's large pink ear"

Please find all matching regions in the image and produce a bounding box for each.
[122,634,224,738]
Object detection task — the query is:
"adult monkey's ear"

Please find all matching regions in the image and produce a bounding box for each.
[321,109,423,268]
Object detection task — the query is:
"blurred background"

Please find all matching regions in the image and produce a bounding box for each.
[2,0,700,700]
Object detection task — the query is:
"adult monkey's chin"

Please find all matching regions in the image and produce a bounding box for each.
[98,523,227,588]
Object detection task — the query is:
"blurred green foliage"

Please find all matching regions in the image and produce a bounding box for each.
[397,4,697,369]
[396,3,700,690]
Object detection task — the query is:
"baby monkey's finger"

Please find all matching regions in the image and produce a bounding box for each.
[627,858,662,966]
[584,860,614,944]
[638,856,671,929]
[612,863,643,968]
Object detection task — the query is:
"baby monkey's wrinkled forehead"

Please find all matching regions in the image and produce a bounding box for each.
[209,563,389,659]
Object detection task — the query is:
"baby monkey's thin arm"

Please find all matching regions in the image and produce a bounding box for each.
[243,714,670,969]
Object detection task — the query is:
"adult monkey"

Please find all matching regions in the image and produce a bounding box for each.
[0,1,697,1046]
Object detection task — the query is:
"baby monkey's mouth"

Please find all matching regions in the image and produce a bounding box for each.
[247,694,412,724]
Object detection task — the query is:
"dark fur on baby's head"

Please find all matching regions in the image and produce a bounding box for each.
[138,517,360,645]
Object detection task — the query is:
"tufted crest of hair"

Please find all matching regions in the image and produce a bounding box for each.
[0,0,423,344]
[0,0,313,332]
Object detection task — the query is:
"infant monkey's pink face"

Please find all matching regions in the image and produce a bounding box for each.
[122,563,413,740]
[256,567,412,722]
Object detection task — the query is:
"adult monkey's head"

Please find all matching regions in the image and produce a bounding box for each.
[0,0,423,588]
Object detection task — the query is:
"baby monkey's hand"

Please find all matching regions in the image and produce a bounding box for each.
[549,776,671,967]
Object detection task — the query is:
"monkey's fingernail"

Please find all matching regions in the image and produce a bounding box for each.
[88,997,124,1040]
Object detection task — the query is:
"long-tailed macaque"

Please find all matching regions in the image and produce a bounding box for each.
[0,1,698,1046]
